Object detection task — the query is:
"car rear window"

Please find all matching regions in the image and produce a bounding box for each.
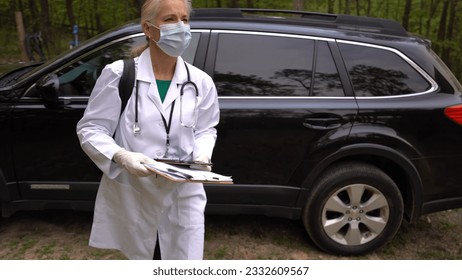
[339,42,432,97]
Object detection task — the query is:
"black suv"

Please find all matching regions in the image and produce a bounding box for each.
[1,8,462,256]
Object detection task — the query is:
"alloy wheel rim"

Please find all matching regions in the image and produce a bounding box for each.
[321,184,390,246]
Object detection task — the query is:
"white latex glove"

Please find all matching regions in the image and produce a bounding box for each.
[113,148,157,177]
[191,135,215,172]
[190,153,212,171]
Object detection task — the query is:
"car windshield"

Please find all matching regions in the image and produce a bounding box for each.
[16,34,104,83]
[17,21,140,83]
[0,63,40,87]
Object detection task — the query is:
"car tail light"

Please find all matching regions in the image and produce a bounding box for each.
[445,104,462,125]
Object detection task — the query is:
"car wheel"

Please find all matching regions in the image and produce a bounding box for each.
[303,161,404,255]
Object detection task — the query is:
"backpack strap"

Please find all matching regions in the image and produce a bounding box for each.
[113,58,135,138]
[118,58,135,115]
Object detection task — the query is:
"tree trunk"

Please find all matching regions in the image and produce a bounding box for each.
[418,0,424,34]
[344,0,351,14]
[446,0,457,42]
[293,0,304,10]
[442,0,457,64]
[27,0,39,29]
[437,0,449,41]
[327,0,335,13]
[435,0,449,54]
[93,0,103,33]
[425,0,441,38]
[365,0,372,16]
[38,0,52,54]
[134,0,143,14]
[15,11,29,62]
[228,0,239,8]
[66,0,76,27]
[402,0,412,30]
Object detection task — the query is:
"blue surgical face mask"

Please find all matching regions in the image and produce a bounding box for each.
[148,21,191,57]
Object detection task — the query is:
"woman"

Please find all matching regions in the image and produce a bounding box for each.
[76,0,219,260]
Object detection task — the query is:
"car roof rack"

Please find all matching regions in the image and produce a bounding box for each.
[191,8,409,37]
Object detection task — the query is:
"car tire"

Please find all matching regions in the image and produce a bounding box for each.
[302,161,404,255]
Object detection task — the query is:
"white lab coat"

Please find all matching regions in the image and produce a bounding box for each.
[76,49,219,260]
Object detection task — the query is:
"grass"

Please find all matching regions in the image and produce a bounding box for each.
[212,245,228,259]
[35,242,56,259]
[1,210,462,260]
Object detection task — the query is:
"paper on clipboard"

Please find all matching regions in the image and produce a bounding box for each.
[144,161,233,184]
[155,158,213,167]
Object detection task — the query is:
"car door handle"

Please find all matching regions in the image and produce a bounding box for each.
[303,115,343,130]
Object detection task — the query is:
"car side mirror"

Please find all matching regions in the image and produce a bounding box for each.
[36,73,60,108]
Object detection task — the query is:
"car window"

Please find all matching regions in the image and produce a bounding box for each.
[339,42,432,97]
[55,36,148,97]
[182,32,200,64]
[313,41,343,97]
[213,33,315,97]
[24,33,200,98]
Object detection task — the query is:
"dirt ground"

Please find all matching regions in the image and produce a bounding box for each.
[0,208,461,260]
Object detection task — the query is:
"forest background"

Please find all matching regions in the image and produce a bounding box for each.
[0,0,461,82]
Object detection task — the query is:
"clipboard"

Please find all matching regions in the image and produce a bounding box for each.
[144,161,233,184]
[155,158,213,167]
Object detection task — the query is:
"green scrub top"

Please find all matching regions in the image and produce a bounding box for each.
[156,80,171,102]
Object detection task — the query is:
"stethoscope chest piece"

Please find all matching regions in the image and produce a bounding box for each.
[133,123,141,135]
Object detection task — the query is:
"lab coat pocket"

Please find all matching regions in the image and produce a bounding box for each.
[97,176,142,230]
[172,183,207,227]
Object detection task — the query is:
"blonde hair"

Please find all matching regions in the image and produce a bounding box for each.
[131,0,192,57]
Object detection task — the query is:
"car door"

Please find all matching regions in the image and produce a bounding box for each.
[9,32,203,203]
[203,31,359,213]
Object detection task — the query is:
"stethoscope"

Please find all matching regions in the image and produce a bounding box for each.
[132,62,199,158]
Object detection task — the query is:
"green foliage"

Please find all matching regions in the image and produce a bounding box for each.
[189,0,462,82]
[0,0,140,61]
[1,0,462,82]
